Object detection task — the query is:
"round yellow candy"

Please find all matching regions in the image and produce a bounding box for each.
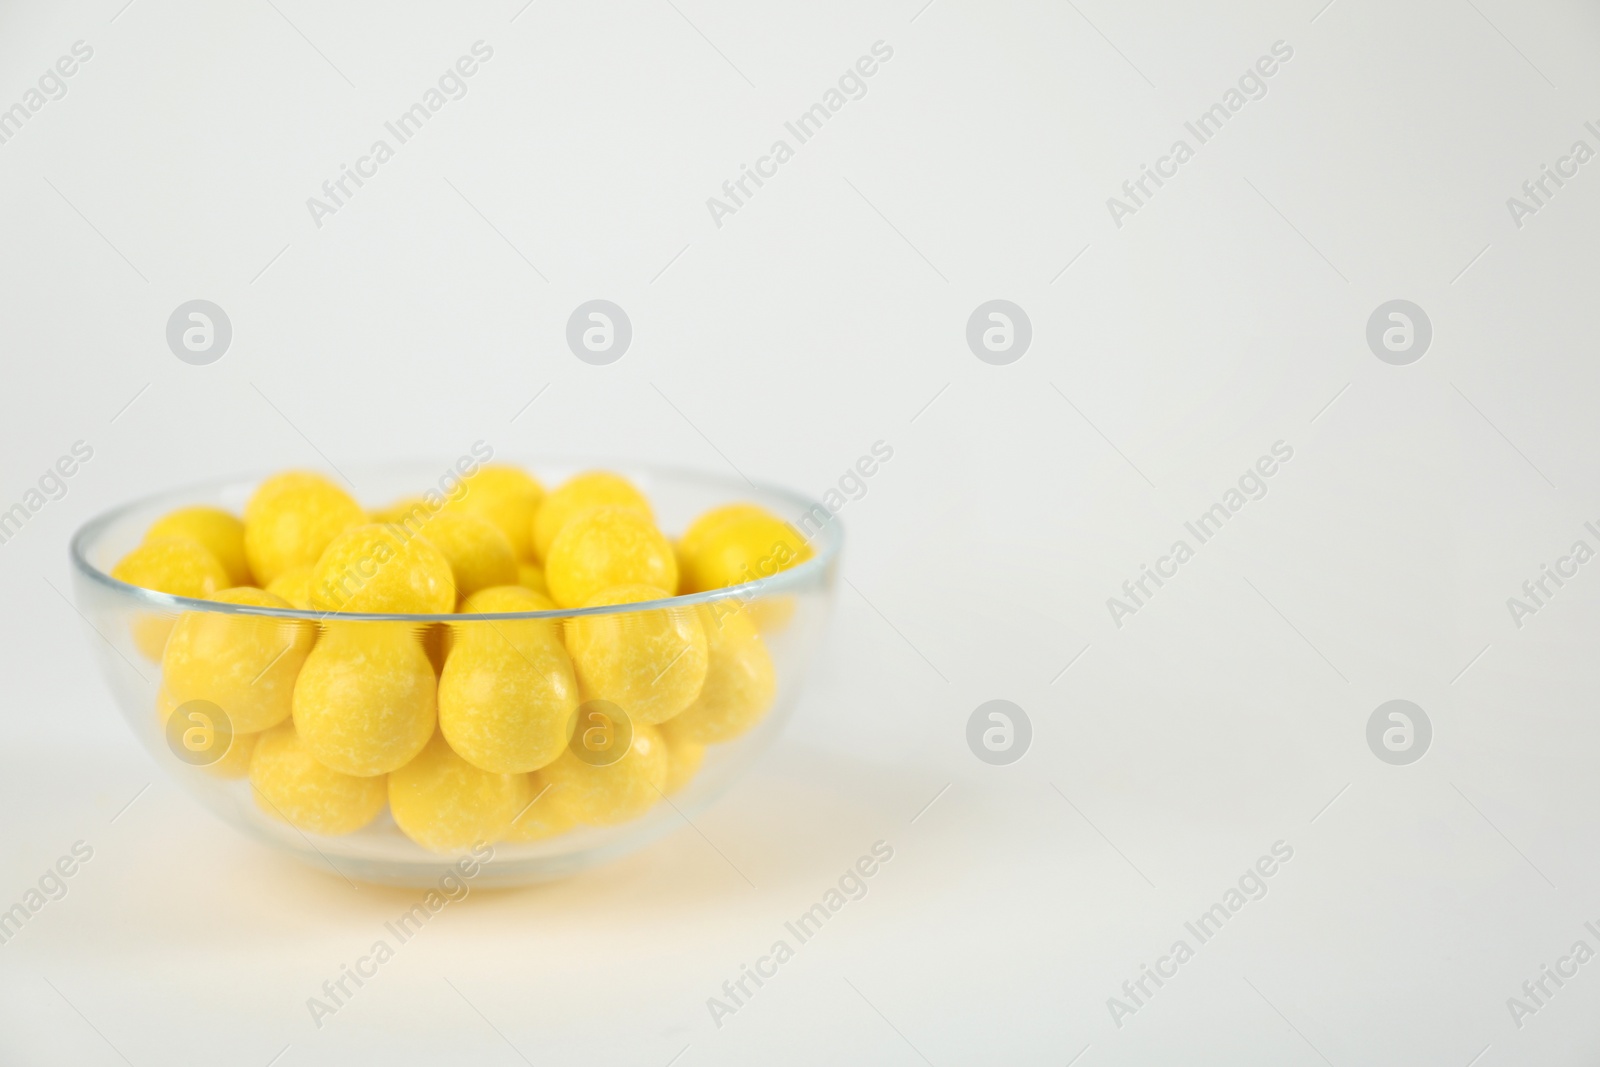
[249,722,387,835]
[264,566,315,611]
[502,771,580,842]
[161,587,315,734]
[243,471,365,587]
[444,464,545,561]
[418,512,517,601]
[658,720,706,796]
[292,622,436,777]
[438,603,579,774]
[157,688,258,779]
[531,471,651,563]
[443,584,557,661]
[371,495,434,526]
[679,507,810,594]
[309,523,456,614]
[112,537,230,660]
[678,503,766,564]
[564,585,707,725]
[517,562,549,597]
[545,508,677,608]
[540,721,668,826]
[389,732,524,853]
[665,603,775,743]
[146,506,252,586]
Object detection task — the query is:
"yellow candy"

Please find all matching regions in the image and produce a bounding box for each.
[502,770,580,841]
[445,464,545,561]
[243,471,365,586]
[545,507,677,608]
[417,512,517,601]
[658,720,706,795]
[389,732,524,853]
[666,603,775,743]
[157,688,258,779]
[438,595,579,774]
[517,562,549,597]
[146,506,252,586]
[112,537,230,659]
[161,587,314,734]
[443,584,557,661]
[564,585,707,725]
[249,722,387,835]
[678,503,766,564]
[371,495,433,526]
[292,622,436,776]
[309,523,456,614]
[264,566,315,610]
[531,471,651,562]
[679,506,810,594]
[540,720,668,825]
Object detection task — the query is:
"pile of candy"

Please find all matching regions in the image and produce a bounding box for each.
[110,466,810,852]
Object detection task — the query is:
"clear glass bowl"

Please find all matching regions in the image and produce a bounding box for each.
[69,462,841,886]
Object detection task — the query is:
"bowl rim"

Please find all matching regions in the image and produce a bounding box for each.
[69,461,844,622]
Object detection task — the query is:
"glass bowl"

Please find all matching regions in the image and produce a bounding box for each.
[69,462,841,887]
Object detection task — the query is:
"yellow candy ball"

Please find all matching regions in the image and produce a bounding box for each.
[678,503,766,564]
[418,512,518,601]
[540,721,668,826]
[516,562,549,597]
[157,688,258,779]
[146,506,252,586]
[443,584,557,661]
[389,733,524,853]
[243,471,365,587]
[292,622,436,777]
[545,508,677,608]
[161,587,315,734]
[531,471,652,563]
[502,771,580,841]
[679,507,810,594]
[371,495,433,526]
[309,523,456,614]
[564,585,707,725]
[112,537,230,659]
[658,720,706,796]
[264,566,315,611]
[438,602,579,774]
[249,722,387,835]
[445,464,545,561]
[665,602,776,743]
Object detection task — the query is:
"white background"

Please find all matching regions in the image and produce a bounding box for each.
[3,0,1600,1063]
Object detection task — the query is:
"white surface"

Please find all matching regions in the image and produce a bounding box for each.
[3,0,1599,1063]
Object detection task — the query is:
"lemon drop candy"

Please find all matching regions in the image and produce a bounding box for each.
[249,722,387,835]
[564,585,707,725]
[371,495,434,526]
[657,720,706,796]
[541,720,668,826]
[309,523,456,614]
[444,464,545,561]
[441,583,557,660]
[417,512,517,601]
[264,567,315,611]
[502,771,579,842]
[516,562,549,597]
[545,507,677,608]
[439,588,578,773]
[157,688,258,779]
[679,506,810,594]
[531,471,651,562]
[146,506,252,586]
[292,621,436,777]
[161,586,315,734]
[389,733,524,852]
[112,537,231,659]
[243,471,365,587]
[667,602,776,744]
